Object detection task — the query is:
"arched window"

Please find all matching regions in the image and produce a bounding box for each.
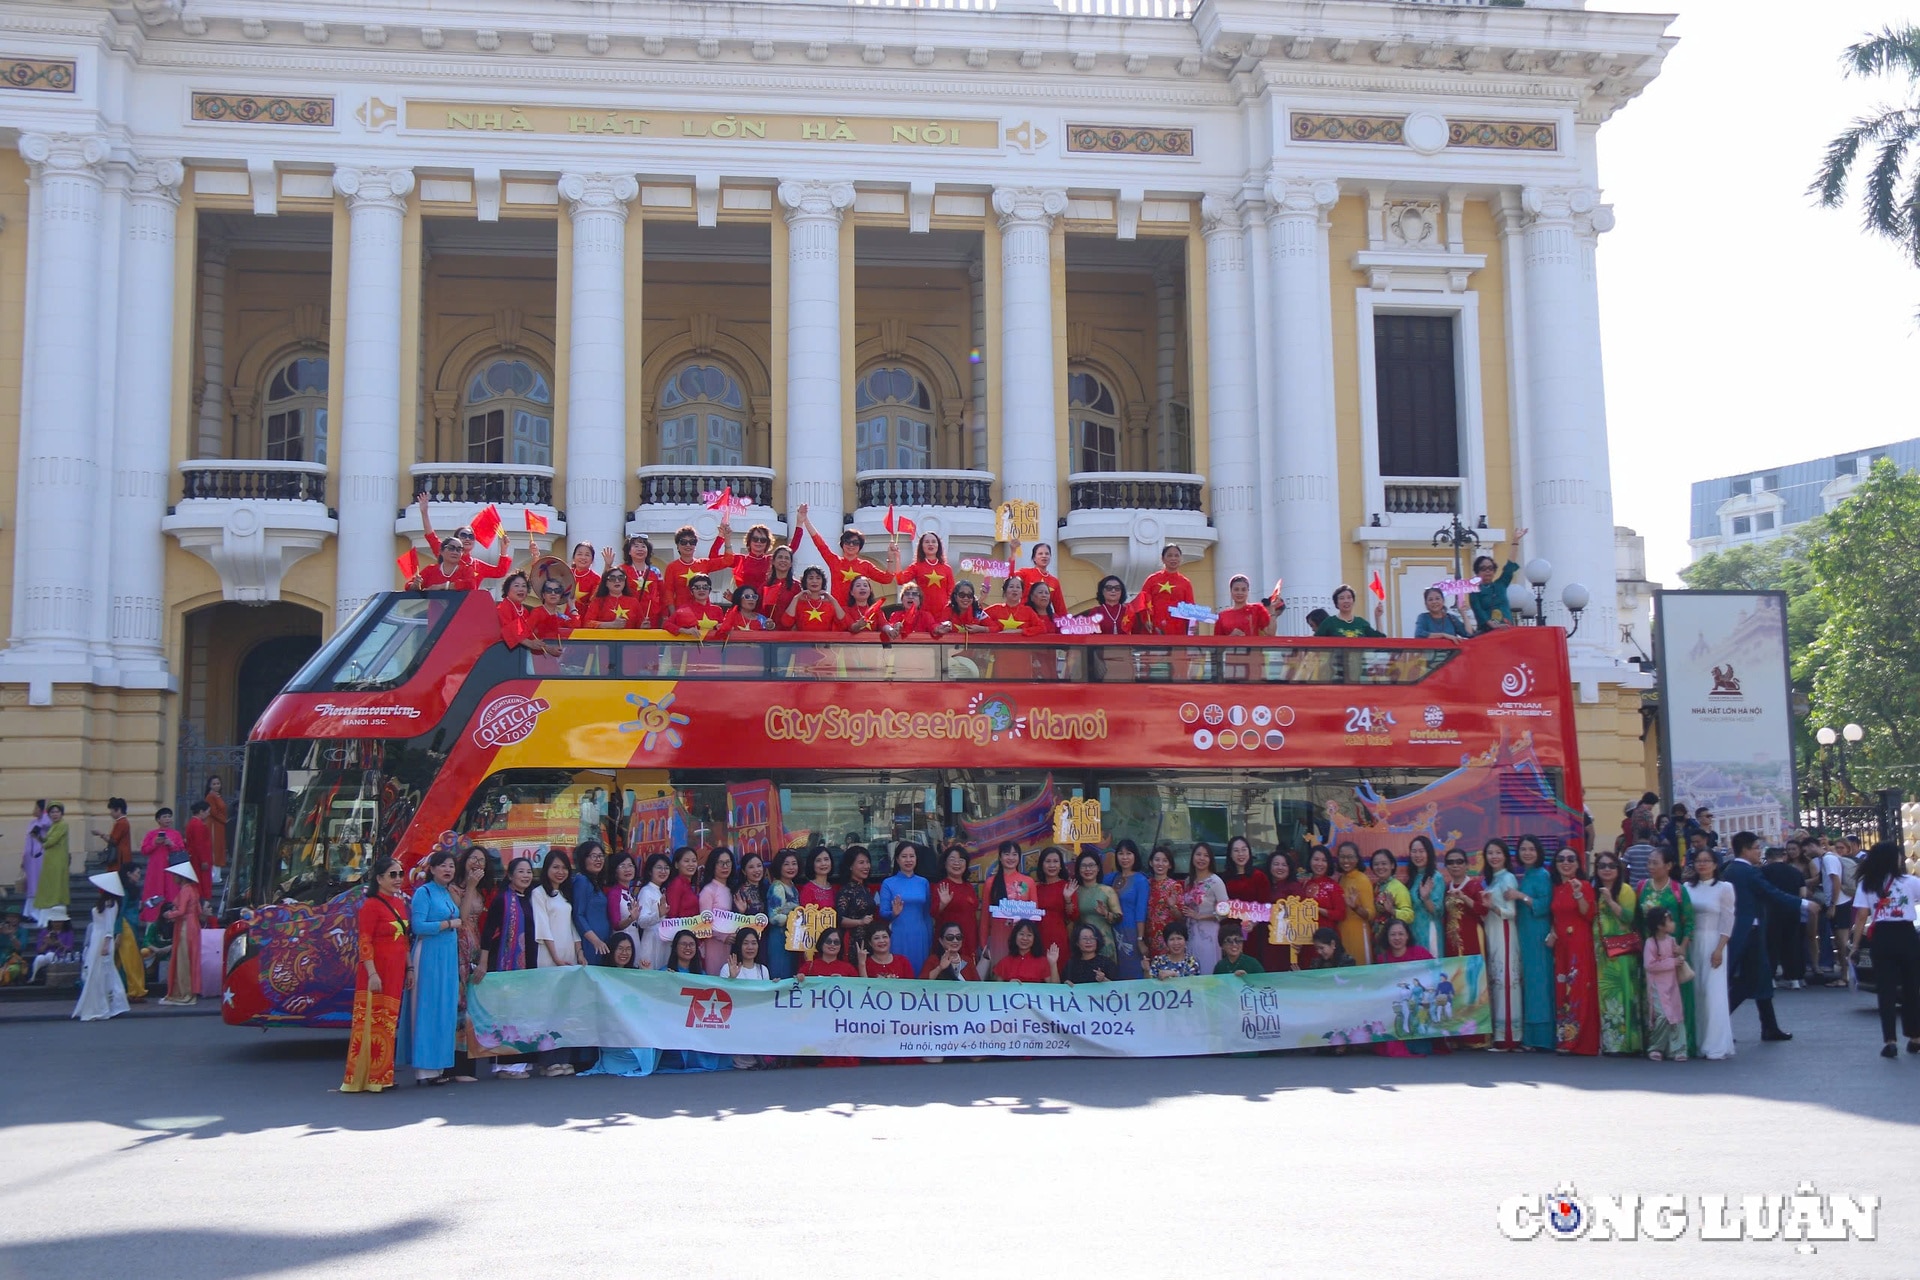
[263,357,328,463]
[854,366,934,471]
[658,363,745,466]
[464,358,553,466]
[1069,369,1120,473]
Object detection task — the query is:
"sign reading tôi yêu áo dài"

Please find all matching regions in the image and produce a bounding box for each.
[405,101,998,149]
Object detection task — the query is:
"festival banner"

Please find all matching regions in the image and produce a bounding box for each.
[1654,590,1795,843]
[467,956,1487,1059]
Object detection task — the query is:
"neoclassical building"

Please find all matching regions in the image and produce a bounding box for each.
[0,0,1672,836]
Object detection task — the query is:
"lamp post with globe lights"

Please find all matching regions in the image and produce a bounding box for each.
[1501,557,1589,636]
[1814,723,1865,823]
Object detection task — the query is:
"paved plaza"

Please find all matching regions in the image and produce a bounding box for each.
[0,984,1908,1279]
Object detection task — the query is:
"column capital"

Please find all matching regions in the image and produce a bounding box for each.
[992,186,1067,230]
[19,131,109,179]
[559,172,638,219]
[778,179,854,223]
[1199,191,1247,236]
[1263,175,1340,219]
[333,165,414,211]
[127,156,185,205]
[1520,184,1615,235]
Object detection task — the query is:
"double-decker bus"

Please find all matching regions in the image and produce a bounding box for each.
[220,590,1584,1027]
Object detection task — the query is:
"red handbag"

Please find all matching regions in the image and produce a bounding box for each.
[1601,931,1642,960]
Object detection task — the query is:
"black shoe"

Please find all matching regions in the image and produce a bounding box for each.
[1882,1044,1899,1059]
[1907,1040,1920,1055]
[1761,1029,1794,1042]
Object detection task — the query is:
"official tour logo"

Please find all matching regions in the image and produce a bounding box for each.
[471,694,551,748]
[1501,663,1536,698]
[680,986,734,1029]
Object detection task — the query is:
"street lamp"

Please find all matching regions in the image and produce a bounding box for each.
[1431,513,1485,582]
[1815,723,1867,821]
[1502,557,1589,635]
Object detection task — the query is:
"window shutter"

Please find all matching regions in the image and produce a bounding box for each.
[1373,315,1460,478]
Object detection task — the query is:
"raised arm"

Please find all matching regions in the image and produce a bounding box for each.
[416,491,442,556]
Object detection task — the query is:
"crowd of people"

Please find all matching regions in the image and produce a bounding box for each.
[2,785,231,1019]
[336,817,1920,1091]
[403,491,1538,644]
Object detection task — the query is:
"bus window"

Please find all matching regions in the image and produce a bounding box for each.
[1356,649,1457,684]
[886,643,942,681]
[311,594,456,690]
[238,737,437,906]
[1262,647,1339,683]
[943,644,1082,682]
[771,643,852,680]
[1092,647,1211,683]
[614,643,690,680]
[678,643,769,679]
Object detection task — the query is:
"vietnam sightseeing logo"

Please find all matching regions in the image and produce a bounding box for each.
[1178,701,1291,752]
[680,986,734,1029]
[1497,1182,1877,1247]
[620,692,690,751]
[1489,662,1550,720]
[471,694,551,749]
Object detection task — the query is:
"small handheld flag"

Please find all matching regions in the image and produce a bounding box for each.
[468,503,504,548]
[525,509,549,536]
[397,548,422,582]
[1369,572,1385,601]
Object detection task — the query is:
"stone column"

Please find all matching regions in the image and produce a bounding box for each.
[7,132,109,664]
[967,256,988,472]
[1265,176,1341,630]
[558,172,638,555]
[109,157,185,670]
[194,240,229,458]
[1519,184,1618,654]
[1153,263,1178,471]
[992,186,1067,543]
[778,179,853,569]
[1200,193,1261,599]
[331,166,414,624]
[1240,189,1278,588]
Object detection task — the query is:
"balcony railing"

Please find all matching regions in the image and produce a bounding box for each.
[1383,478,1464,516]
[177,459,328,504]
[636,464,776,509]
[411,463,554,508]
[1068,471,1205,513]
[856,469,995,511]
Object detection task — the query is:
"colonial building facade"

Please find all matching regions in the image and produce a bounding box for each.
[0,0,1671,839]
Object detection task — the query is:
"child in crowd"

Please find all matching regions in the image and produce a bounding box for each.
[0,912,29,984]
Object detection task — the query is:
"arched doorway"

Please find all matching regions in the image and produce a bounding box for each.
[178,602,323,817]
[235,634,322,741]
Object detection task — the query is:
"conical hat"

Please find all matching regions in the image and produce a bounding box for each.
[531,555,576,595]
[166,862,196,880]
[88,872,124,896]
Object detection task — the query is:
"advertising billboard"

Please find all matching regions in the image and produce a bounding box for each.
[1654,590,1796,843]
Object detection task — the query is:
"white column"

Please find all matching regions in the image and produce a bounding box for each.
[1200,193,1261,599]
[558,172,637,554]
[778,179,853,569]
[4,132,109,667]
[194,240,228,458]
[1240,190,1278,588]
[1265,175,1342,629]
[1519,184,1618,656]
[992,186,1067,544]
[108,157,184,671]
[331,166,413,624]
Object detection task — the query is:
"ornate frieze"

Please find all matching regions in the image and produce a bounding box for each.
[1290,112,1559,152]
[1064,125,1193,156]
[1,57,75,93]
[191,94,334,126]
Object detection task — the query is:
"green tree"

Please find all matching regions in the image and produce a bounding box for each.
[1803,461,1920,787]
[1812,25,1920,265]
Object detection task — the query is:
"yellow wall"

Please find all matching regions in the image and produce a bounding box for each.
[851,262,972,467]
[419,247,558,461]
[1576,685,1660,833]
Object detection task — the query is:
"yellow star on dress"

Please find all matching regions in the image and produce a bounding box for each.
[696,616,719,637]
[1156,580,1175,594]
[805,607,826,622]
[925,571,945,588]
[999,617,1024,632]
[610,603,631,624]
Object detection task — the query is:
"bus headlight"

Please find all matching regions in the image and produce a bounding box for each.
[225,932,249,973]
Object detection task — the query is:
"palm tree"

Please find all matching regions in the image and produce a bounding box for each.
[1811,25,1920,264]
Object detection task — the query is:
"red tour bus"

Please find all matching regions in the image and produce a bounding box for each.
[220,590,1584,1027]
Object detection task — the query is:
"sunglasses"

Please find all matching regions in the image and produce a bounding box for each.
[1445,859,1466,866]
[1556,854,1579,862]
[676,538,697,547]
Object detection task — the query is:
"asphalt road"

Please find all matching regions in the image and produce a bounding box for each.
[0,983,1910,1280]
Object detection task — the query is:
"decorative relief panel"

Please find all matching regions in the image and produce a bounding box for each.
[1448,120,1558,151]
[1290,112,1558,153]
[1,57,75,93]
[191,94,335,126]
[1065,125,1193,156]
[1381,200,1442,251]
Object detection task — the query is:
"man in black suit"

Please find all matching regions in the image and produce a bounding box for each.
[1722,831,1818,1041]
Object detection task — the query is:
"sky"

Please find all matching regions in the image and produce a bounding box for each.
[1591,0,1919,585]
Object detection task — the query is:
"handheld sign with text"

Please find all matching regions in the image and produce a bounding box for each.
[1217,897,1320,958]
[988,899,1045,922]
[654,909,769,941]
[1051,797,1103,848]
[1054,614,1102,636]
[700,487,753,515]
[784,903,837,958]
[995,500,1041,545]
[1432,578,1476,596]
[958,556,1012,579]
[1169,601,1218,625]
